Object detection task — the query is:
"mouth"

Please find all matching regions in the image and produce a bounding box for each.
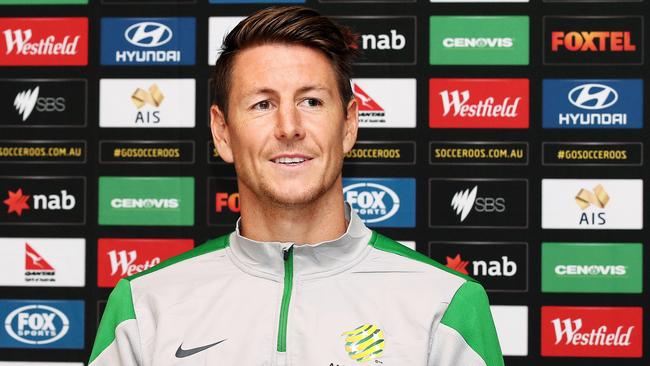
[270,154,314,166]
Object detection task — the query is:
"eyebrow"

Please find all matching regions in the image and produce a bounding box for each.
[244,85,331,99]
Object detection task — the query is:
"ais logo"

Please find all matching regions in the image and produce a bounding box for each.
[100,79,195,128]
[97,238,193,287]
[542,79,642,129]
[541,306,642,357]
[0,177,85,225]
[429,242,528,292]
[0,300,84,349]
[429,179,528,228]
[342,178,415,227]
[544,17,643,64]
[101,18,195,66]
[542,179,643,230]
[0,18,87,66]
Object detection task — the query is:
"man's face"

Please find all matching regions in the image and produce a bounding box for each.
[210,43,358,207]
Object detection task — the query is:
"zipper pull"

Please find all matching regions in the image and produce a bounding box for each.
[283,245,294,261]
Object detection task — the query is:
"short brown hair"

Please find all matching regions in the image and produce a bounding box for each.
[212,6,359,118]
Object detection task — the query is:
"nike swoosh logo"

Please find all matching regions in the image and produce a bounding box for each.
[175,339,227,358]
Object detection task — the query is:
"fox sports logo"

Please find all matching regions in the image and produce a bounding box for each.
[4,304,69,345]
[343,182,400,223]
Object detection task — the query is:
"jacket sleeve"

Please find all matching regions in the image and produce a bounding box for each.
[89,279,143,366]
[428,281,504,366]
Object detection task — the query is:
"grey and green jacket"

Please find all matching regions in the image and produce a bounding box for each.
[89,206,504,366]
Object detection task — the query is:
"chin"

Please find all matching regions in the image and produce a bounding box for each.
[261,183,327,207]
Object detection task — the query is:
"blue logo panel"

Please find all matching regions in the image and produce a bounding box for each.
[542,79,643,129]
[101,17,196,66]
[343,178,415,228]
[0,300,84,349]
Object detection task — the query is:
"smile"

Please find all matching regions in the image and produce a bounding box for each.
[271,155,313,166]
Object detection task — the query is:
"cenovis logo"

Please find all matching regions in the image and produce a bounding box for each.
[344,182,399,224]
[4,304,69,345]
[568,84,618,110]
[124,22,172,48]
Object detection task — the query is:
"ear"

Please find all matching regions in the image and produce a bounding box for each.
[210,105,234,163]
[342,97,359,154]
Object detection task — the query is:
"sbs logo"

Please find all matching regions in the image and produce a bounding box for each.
[4,304,69,345]
[568,84,618,110]
[125,22,172,48]
[343,182,400,224]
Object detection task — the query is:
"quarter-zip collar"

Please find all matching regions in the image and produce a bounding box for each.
[228,202,372,279]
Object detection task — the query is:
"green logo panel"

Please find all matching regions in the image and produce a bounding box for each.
[0,0,87,4]
[429,16,529,65]
[99,176,194,226]
[542,243,642,293]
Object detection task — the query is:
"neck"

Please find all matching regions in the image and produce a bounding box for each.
[237,178,348,245]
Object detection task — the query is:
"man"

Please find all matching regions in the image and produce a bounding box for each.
[89,6,504,366]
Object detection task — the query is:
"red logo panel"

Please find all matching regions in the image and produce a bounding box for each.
[0,18,88,66]
[429,78,529,129]
[97,238,194,288]
[541,306,643,358]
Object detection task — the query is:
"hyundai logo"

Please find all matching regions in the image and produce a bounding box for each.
[125,22,173,48]
[568,83,618,110]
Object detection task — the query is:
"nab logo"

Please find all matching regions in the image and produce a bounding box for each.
[3,188,76,216]
[342,178,415,227]
[362,29,405,50]
[575,184,609,226]
[215,192,240,213]
[13,86,66,122]
[446,254,517,277]
[125,22,172,47]
[450,185,506,222]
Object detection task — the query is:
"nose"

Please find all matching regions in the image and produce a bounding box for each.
[274,102,306,141]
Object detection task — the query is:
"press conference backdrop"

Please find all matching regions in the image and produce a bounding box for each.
[0,0,647,364]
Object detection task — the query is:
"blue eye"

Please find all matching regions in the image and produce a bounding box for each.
[253,100,271,110]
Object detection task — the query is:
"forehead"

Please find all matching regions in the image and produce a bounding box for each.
[229,43,338,95]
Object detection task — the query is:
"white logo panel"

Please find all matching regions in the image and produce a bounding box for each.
[0,238,85,287]
[491,305,528,356]
[208,17,245,65]
[99,79,195,128]
[352,78,416,128]
[542,179,643,229]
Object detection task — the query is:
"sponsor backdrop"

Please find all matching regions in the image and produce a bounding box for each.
[0,0,646,364]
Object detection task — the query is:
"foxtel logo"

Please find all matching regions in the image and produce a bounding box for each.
[439,90,521,118]
[552,318,634,346]
[551,32,636,52]
[110,198,179,209]
[108,250,159,277]
[3,29,81,56]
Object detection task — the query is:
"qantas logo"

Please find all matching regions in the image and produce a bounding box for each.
[568,84,618,110]
[13,87,39,121]
[25,243,54,271]
[551,31,636,52]
[125,22,172,48]
[3,29,81,56]
[354,83,383,112]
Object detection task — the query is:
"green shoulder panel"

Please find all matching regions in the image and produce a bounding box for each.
[369,231,475,282]
[89,234,231,363]
[89,278,136,363]
[128,233,231,281]
[441,281,504,366]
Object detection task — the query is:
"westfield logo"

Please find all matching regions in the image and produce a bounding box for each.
[551,317,634,346]
[3,29,80,56]
[108,250,160,277]
[439,90,521,118]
